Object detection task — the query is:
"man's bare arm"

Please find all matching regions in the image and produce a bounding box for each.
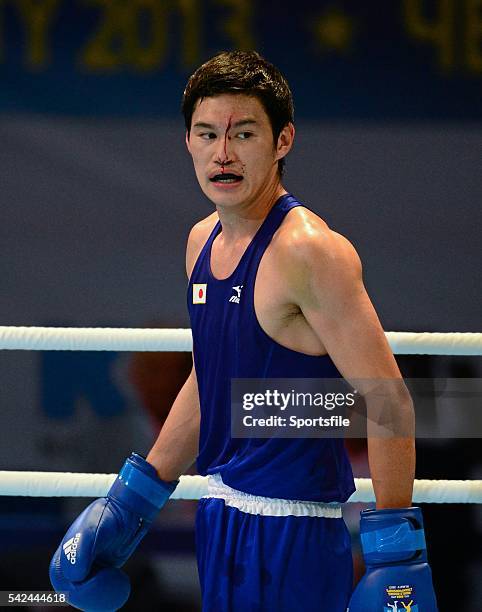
[146,215,217,482]
[283,216,415,508]
[146,364,200,481]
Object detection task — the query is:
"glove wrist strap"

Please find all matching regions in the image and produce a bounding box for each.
[108,453,178,521]
[118,460,175,507]
[360,506,428,566]
[361,523,426,564]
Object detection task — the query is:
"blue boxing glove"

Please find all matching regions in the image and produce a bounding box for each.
[349,507,438,612]
[49,453,177,611]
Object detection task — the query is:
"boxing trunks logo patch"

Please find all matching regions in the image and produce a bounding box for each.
[383,584,418,611]
[193,283,207,304]
[63,532,81,564]
[229,285,243,304]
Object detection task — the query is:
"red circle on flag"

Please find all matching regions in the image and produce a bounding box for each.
[199,288,203,298]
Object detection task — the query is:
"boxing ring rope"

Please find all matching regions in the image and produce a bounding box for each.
[0,325,480,502]
[0,471,480,503]
[0,326,481,355]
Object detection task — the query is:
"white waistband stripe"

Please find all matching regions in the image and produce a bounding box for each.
[203,474,342,518]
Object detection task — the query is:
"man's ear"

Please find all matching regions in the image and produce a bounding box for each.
[275,122,295,162]
[185,130,192,154]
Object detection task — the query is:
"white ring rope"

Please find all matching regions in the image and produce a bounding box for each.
[0,326,192,352]
[0,327,481,355]
[0,471,480,503]
[0,328,479,504]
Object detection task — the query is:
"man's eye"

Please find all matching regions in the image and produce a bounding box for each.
[237,132,253,140]
[200,132,216,140]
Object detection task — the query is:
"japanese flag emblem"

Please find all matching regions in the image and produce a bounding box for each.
[193,283,207,304]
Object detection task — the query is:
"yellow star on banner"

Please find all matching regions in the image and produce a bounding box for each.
[312,7,354,53]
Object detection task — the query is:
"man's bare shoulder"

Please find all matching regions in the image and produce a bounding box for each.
[188,211,219,244]
[271,206,362,288]
[186,212,219,278]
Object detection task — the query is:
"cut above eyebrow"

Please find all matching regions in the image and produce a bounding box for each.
[192,119,258,130]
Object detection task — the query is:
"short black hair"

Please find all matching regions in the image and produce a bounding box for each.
[181,50,294,176]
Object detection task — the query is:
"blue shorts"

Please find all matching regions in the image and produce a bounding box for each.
[196,474,353,612]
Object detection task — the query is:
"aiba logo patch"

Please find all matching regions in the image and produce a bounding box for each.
[383,584,418,611]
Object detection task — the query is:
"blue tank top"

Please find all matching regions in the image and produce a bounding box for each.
[187,194,355,502]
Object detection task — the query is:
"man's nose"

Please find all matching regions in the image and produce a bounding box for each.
[214,134,235,165]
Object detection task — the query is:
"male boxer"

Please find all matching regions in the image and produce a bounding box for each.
[50,51,438,611]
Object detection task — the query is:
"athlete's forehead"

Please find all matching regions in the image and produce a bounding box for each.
[191,93,270,130]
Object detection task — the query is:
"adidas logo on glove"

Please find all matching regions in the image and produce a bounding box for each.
[62,532,81,564]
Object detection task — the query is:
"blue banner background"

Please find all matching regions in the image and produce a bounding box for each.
[1,0,481,118]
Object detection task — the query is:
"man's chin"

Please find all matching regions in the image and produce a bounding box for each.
[203,183,246,207]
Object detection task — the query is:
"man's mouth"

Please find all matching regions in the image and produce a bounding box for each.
[209,173,243,184]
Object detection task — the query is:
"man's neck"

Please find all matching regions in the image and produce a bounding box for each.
[215,183,287,242]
